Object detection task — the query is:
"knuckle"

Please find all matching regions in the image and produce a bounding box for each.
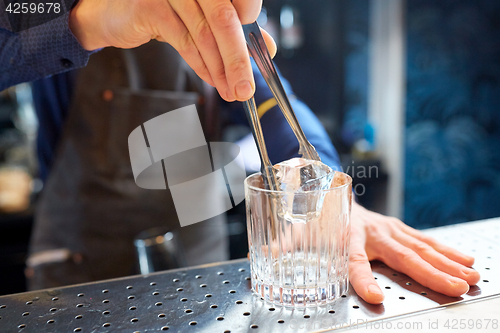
[178,32,197,55]
[413,241,431,253]
[210,4,239,29]
[394,247,416,267]
[349,252,368,264]
[212,66,227,83]
[194,20,213,46]
[228,58,248,76]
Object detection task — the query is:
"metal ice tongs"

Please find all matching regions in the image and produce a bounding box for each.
[242,21,321,190]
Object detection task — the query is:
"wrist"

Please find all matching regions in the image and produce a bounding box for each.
[69,0,109,51]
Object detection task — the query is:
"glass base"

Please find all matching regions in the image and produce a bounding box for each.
[252,276,349,307]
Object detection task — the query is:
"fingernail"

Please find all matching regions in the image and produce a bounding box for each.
[368,284,382,295]
[235,80,253,100]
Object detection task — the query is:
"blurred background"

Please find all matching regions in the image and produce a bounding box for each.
[1,0,499,295]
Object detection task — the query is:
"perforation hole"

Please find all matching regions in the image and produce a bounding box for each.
[236,300,243,304]
[185,309,193,313]
[406,282,412,286]
[102,311,110,315]
[173,278,180,282]
[385,286,391,289]
[229,290,236,294]
[216,316,224,321]
[152,291,159,296]
[239,268,246,272]
[161,326,169,331]
[205,294,212,298]
[103,299,110,303]
[189,321,197,326]
[486,268,490,270]
[393,273,398,276]
[399,296,405,300]
[103,323,111,327]
[150,282,157,286]
[25,301,32,305]
[200,284,207,288]
[341,295,347,298]
[77,293,84,297]
[128,295,135,300]
[158,313,166,318]
[129,306,137,310]
[18,324,26,329]
[269,308,275,311]
[250,324,258,329]
[76,304,83,308]
[217,272,224,275]
[304,315,310,318]
[131,318,139,323]
[421,292,427,295]
[0,305,5,309]
[22,312,29,316]
[483,280,489,282]
[223,280,230,284]
[224,330,231,333]
[177,288,183,292]
[102,289,109,293]
[74,328,81,332]
[195,275,202,279]
[127,286,133,290]
[243,312,251,316]
[210,305,218,309]
[181,298,188,302]
[245,277,251,281]
[278,319,285,324]
[50,308,57,312]
[47,319,55,324]
[155,302,163,306]
[75,315,83,319]
[52,297,58,301]
[329,310,335,314]
[353,305,359,309]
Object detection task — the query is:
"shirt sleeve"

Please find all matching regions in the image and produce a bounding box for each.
[0,1,92,91]
[226,59,342,172]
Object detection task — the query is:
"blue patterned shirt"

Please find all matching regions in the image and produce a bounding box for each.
[0,1,92,91]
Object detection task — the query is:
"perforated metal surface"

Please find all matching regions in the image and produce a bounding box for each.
[0,218,499,333]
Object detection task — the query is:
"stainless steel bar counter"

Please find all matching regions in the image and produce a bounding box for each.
[0,218,499,332]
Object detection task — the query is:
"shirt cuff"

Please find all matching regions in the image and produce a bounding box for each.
[17,10,92,79]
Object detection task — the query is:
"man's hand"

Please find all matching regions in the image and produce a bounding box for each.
[349,201,480,304]
[69,0,276,102]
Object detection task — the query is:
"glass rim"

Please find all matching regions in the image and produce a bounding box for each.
[244,171,352,194]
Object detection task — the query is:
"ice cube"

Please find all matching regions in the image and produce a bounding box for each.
[273,158,334,223]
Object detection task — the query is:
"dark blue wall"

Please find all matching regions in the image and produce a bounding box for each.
[404,0,500,228]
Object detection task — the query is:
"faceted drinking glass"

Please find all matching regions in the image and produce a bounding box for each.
[245,171,352,307]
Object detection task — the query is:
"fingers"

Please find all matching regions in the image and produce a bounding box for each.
[378,237,470,297]
[400,224,475,267]
[152,2,215,87]
[393,230,480,286]
[198,0,255,101]
[232,0,262,24]
[349,235,384,304]
[261,28,277,58]
[167,0,234,100]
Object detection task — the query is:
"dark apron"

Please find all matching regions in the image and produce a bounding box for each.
[27,42,228,290]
